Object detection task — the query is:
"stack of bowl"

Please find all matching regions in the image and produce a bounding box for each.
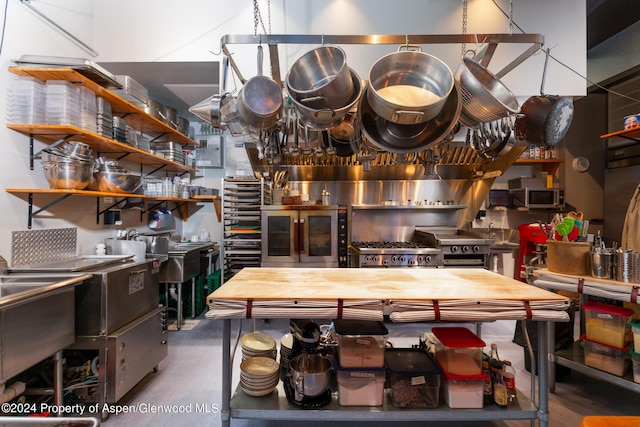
[41,141,95,190]
[241,332,277,361]
[89,158,143,193]
[240,356,280,397]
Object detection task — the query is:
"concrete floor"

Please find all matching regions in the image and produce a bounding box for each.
[103,316,640,427]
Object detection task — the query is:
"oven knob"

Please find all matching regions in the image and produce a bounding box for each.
[382,259,389,265]
[408,258,415,265]
[373,256,379,262]
[425,255,431,263]
[472,245,480,252]
[391,256,398,262]
[399,256,406,262]
[461,246,469,253]
[450,246,458,253]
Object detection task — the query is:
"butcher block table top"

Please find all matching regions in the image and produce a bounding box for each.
[208,267,567,302]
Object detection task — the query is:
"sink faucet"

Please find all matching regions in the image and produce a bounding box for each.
[486,222,496,239]
[126,229,139,240]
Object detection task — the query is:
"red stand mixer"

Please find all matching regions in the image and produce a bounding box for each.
[517,223,550,281]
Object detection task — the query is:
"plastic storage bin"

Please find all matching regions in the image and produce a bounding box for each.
[335,357,385,406]
[630,319,640,351]
[432,327,485,375]
[385,349,441,408]
[582,334,630,376]
[334,319,387,368]
[630,347,640,384]
[583,302,634,348]
[441,370,488,409]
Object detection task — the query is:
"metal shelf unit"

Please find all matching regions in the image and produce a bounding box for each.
[229,382,538,422]
[220,317,553,427]
[221,178,264,281]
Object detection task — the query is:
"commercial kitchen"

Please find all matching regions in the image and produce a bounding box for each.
[0,1,639,426]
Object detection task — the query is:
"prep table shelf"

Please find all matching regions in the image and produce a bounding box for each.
[554,341,640,394]
[230,382,538,422]
[532,269,640,394]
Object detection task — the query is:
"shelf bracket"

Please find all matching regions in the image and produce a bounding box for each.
[27,192,73,229]
[30,134,76,170]
[143,201,166,214]
[150,134,170,142]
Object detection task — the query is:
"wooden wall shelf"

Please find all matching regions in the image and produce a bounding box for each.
[5,189,220,228]
[513,159,564,175]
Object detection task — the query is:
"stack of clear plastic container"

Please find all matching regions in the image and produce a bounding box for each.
[7,75,46,124]
[79,86,97,134]
[45,80,81,127]
[142,177,191,198]
[96,96,113,139]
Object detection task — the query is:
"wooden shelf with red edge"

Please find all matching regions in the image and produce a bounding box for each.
[513,158,564,175]
[8,67,198,147]
[7,124,196,174]
[600,127,640,141]
[5,188,221,228]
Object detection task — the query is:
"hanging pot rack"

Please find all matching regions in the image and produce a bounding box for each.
[219,33,544,87]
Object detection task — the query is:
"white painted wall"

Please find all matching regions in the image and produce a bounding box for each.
[0,0,601,264]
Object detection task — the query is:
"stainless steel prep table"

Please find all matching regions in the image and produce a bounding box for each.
[207,267,570,427]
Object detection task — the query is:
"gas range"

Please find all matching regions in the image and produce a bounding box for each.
[349,241,441,268]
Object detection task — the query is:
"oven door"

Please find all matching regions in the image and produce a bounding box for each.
[299,209,338,266]
[261,209,299,267]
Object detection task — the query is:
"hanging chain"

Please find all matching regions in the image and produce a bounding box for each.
[508,0,514,36]
[461,0,468,56]
[267,0,271,35]
[253,0,270,37]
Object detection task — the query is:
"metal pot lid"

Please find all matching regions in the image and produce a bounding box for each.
[358,82,461,153]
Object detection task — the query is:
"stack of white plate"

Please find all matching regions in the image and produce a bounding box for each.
[279,333,294,369]
[241,332,277,361]
[239,356,280,397]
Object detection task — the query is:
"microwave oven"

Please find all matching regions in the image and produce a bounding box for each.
[510,187,565,209]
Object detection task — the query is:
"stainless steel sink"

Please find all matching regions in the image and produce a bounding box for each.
[161,242,215,283]
[0,272,92,383]
[469,228,520,250]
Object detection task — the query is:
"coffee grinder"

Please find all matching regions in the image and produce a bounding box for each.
[284,319,332,408]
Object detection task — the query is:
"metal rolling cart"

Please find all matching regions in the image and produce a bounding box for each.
[221,178,265,281]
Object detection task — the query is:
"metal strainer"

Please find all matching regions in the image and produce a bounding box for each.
[456,57,519,127]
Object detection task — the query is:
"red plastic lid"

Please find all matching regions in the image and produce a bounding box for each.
[441,368,489,381]
[580,333,632,351]
[582,302,634,318]
[431,327,485,348]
